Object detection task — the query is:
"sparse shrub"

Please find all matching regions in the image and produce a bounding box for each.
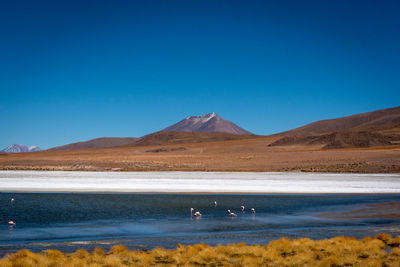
[376,233,392,244]
[318,255,340,267]
[74,249,89,259]
[9,257,37,267]
[389,235,400,247]
[109,244,128,254]
[11,249,41,262]
[93,247,106,256]
[103,255,122,267]
[152,247,176,264]
[44,249,64,259]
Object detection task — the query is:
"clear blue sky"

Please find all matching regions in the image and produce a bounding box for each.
[1,0,399,149]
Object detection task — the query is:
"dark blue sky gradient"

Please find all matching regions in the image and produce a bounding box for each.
[1,0,399,149]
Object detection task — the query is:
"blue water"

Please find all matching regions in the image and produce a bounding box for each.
[1,193,400,255]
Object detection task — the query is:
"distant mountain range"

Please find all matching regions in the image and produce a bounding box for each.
[2,144,41,153]
[162,112,251,135]
[4,107,399,152]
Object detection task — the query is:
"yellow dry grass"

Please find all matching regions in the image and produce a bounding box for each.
[1,234,400,266]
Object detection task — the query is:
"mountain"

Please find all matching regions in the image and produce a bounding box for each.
[2,144,28,153]
[28,146,41,152]
[132,131,257,147]
[279,106,400,136]
[162,112,251,135]
[2,144,41,153]
[269,106,400,149]
[47,113,251,151]
[48,137,139,151]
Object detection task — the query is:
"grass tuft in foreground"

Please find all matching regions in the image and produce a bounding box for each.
[1,234,400,266]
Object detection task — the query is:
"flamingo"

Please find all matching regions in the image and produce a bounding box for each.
[251,208,256,214]
[194,211,202,216]
[227,209,237,217]
[241,206,245,212]
[8,221,16,226]
[190,208,202,217]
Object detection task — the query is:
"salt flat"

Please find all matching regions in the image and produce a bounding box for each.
[0,171,400,193]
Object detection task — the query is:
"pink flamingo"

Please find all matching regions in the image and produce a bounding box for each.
[190,208,202,217]
[8,221,16,226]
[227,209,237,217]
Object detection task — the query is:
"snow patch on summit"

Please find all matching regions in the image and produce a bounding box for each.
[28,146,41,152]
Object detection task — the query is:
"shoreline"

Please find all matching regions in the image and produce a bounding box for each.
[2,190,400,195]
[1,170,400,194]
[1,166,399,173]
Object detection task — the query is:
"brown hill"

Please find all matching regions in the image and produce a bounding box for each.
[162,113,251,134]
[270,106,400,149]
[280,106,400,136]
[131,131,258,146]
[49,137,139,151]
[269,131,394,149]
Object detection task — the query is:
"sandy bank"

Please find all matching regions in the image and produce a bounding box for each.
[319,201,400,220]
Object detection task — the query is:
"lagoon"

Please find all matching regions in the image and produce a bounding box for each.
[1,192,400,256]
[1,171,400,256]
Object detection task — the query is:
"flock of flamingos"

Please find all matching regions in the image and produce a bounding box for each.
[190,200,256,218]
[7,198,256,226]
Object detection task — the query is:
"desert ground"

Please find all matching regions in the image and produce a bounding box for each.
[0,136,399,173]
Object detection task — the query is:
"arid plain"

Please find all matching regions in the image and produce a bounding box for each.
[1,135,399,173]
